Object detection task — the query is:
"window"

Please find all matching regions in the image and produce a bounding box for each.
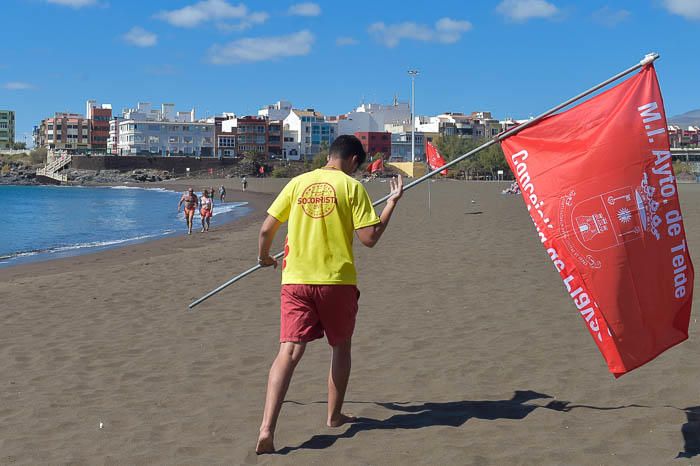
[184,136,193,144]
[169,136,179,143]
[219,136,235,147]
[149,136,159,144]
[0,122,6,129]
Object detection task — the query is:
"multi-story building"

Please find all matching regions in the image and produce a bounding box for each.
[415,111,503,140]
[37,113,91,152]
[668,125,700,148]
[110,102,214,156]
[258,100,293,121]
[283,109,337,160]
[337,97,411,136]
[107,117,120,154]
[86,100,112,153]
[268,120,283,157]
[470,111,502,139]
[390,132,432,162]
[216,115,284,158]
[0,110,15,149]
[355,132,391,158]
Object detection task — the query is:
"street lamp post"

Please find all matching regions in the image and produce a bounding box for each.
[408,69,419,164]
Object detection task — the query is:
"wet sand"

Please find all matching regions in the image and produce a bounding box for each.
[1,177,699,465]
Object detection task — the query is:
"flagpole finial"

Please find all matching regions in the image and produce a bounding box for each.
[640,53,659,66]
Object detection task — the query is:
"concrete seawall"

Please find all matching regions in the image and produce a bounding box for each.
[70,156,238,174]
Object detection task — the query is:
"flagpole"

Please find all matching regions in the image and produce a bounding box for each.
[188,52,659,309]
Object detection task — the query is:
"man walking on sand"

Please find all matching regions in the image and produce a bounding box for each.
[255,135,403,454]
[177,187,199,235]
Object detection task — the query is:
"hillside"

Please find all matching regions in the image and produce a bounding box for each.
[669,109,700,127]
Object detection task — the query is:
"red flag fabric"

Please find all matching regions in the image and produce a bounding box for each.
[426,142,448,175]
[367,157,384,174]
[500,64,693,377]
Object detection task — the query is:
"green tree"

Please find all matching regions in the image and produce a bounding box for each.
[310,141,329,170]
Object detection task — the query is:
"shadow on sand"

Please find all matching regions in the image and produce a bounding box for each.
[276,390,644,455]
[677,406,700,458]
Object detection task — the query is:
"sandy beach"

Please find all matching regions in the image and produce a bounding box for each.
[1,177,699,465]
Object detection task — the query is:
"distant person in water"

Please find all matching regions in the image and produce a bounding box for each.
[200,189,213,232]
[219,185,226,203]
[242,176,248,192]
[178,188,199,235]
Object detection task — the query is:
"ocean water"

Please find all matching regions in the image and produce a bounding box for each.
[0,185,251,267]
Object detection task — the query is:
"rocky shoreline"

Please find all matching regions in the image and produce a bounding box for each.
[0,163,178,186]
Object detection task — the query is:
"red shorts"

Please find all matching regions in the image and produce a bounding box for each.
[280,284,359,346]
[200,208,212,218]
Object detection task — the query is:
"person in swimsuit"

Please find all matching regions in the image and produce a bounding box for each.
[200,189,213,232]
[178,187,199,235]
[219,185,226,203]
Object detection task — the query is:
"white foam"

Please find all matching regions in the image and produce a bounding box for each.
[2,231,176,263]
[109,185,177,194]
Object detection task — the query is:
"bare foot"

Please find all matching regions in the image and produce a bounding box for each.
[255,430,275,454]
[327,413,356,428]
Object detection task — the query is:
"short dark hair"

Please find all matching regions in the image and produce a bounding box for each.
[329,135,367,166]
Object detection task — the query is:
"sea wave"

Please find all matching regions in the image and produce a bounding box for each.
[108,185,176,193]
[0,231,176,263]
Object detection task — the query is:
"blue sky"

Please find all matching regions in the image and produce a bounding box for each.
[1,0,699,144]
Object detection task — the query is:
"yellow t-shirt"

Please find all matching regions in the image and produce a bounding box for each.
[267,168,381,285]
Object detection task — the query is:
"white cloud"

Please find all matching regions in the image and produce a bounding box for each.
[591,6,630,27]
[434,17,473,43]
[336,36,358,46]
[46,0,97,7]
[123,27,157,47]
[3,82,34,90]
[496,0,559,21]
[663,0,700,20]
[156,0,266,28]
[207,30,314,64]
[288,2,321,17]
[369,17,472,48]
[216,11,269,32]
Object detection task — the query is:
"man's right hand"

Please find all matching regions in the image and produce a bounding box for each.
[388,175,404,203]
[258,255,278,268]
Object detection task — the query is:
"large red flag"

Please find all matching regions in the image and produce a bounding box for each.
[426,141,448,175]
[501,64,693,377]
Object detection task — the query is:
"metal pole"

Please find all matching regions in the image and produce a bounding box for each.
[408,70,419,164]
[189,52,659,309]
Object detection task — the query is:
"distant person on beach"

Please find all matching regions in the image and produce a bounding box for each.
[255,134,404,454]
[219,185,226,202]
[200,189,213,232]
[241,176,248,192]
[177,188,199,235]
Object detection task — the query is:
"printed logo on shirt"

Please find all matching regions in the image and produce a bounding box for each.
[297,182,337,218]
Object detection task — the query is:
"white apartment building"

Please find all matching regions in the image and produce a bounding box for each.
[283,109,337,160]
[109,103,214,156]
[337,98,411,135]
[258,100,293,121]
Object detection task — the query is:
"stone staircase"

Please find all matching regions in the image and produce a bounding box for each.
[36,152,72,183]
